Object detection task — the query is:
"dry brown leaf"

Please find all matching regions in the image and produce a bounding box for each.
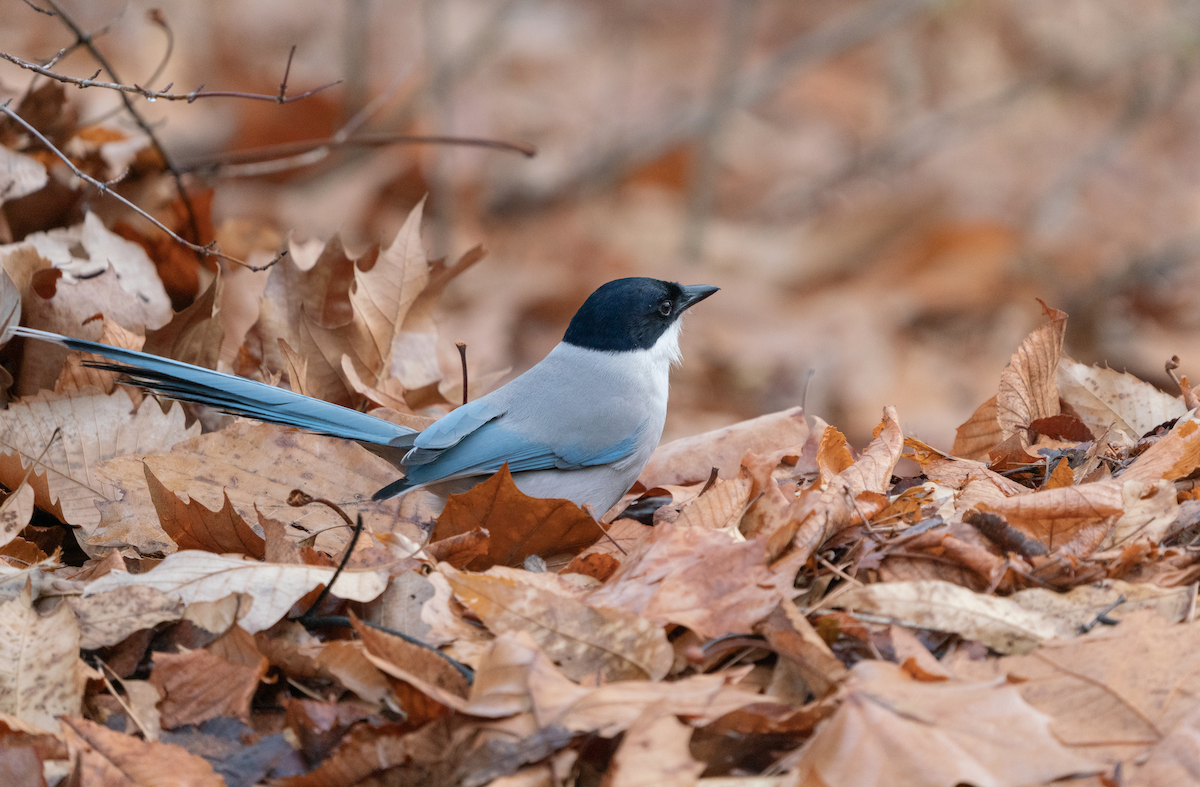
[150,646,266,727]
[757,598,848,699]
[837,579,1057,654]
[54,316,145,397]
[313,640,398,711]
[780,661,1099,787]
[61,715,223,786]
[996,302,1067,447]
[67,586,183,650]
[0,388,197,530]
[527,650,767,736]
[1058,356,1188,447]
[607,707,704,787]
[144,463,265,558]
[432,466,603,569]
[792,407,904,564]
[586,523,780,639]
[465,632,541,718]
[977,480,1124,549]
[639,407,810,487]
[351,613,471,712]
[816,425,855,483]
[1121,413,1200,484]
[442,564,672,682]
[96,420,417,557]
[270,716,451,787]
[0,584,89,729]
[952,395,1002,461]
[82,550,388,633]
[670,473,753,533]
[142,272,223,369]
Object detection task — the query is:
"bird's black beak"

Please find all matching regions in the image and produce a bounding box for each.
[678,284,719,312]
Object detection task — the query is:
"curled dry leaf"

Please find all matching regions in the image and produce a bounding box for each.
[996,302,1066,447]
[0,483,34,550]
[82,550,388,633]
[781,661,1099,787]
[351,612,471,713]
[977,480,1124,550]
[441,564,673,682]
[837,579,1058,654]
[0,583,89,729]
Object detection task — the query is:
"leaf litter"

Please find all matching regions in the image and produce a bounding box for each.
[3,134,1200,786]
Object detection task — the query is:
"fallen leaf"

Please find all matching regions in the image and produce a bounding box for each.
[150,647,266,727]
[586,523,780,639]
[442,564,673,682]
[67,586,183,650]
[0,388,197,529]
[61,715,224,786]
[781,661,1099,787]
[432,466,603,569]
[996,302,1066,447]
[639,407,810,487]
[1057,356,1188,446]
[837,579,1057,654]
[606,707,704,787]
[0,583,89,729]
[82,550,388,633]
[145,463,266,558]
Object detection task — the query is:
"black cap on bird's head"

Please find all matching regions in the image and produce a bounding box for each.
[562,277,719,352]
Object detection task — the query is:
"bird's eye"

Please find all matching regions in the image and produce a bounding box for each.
[658,300,673,316]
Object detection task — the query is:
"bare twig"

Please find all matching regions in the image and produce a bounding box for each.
[0,100,280,271]
[0,49,343,105]
[456,341,469,406]
[178,132,534,178]
[38,0,203,243]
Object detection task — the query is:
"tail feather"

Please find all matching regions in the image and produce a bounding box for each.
[12,327,418,449]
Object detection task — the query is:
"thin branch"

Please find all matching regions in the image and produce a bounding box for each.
[0,50,343,104]
[142,8,174,93]
[178,132,535,179]
[38,0,202,245]
[0,100,280,271]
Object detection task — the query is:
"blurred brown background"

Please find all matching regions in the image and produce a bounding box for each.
[4,0,1199,448]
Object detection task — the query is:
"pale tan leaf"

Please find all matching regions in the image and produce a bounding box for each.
[640,406,810,487]
[608,708,704,787]
[0,584,88,728]
[442,564,673,682]
[1057,356,1188,447]
[528,650,767,736]
[0,483,33,549]
[782,661,1099,787]
[0,147,47,204]
[1120,413,1200,484]
[82,550,388,633]
[842,406,904,496]
[586,523,780,639]
[1102,479,1178,549]
[838,579,1057,654]
[952,395,1002,461]
[314,640,399,711]
[1009,580,1194,639]
[67,586,183,650]
[977,480,1124,549]
[94,420,417,557]
[0,387,197,530]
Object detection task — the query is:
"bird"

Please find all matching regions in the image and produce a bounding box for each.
[11,277,718,515]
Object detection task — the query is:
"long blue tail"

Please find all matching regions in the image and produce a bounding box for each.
[11,327,419,456]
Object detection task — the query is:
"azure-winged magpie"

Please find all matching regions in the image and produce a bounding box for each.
[12,277,718,514]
